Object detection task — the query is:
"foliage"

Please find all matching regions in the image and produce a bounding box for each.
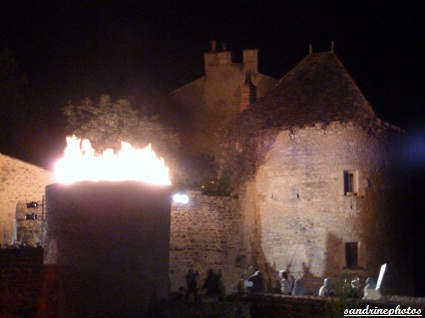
[62,94,184,181]
[181,154,218,190]
[199,166,232,197]
[326,273,362,318]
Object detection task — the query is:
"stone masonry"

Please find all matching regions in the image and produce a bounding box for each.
[0,153,54,246]
[249,121,413,295]
[170,190,247,294]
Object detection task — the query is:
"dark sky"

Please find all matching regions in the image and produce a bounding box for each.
[1,0,424,169]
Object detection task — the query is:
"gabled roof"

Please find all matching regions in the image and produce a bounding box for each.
[230,52,376,132]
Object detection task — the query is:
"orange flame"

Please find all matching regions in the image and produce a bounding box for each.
[54,136,171,185]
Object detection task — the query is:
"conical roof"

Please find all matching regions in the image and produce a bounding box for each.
[229,52,376,133]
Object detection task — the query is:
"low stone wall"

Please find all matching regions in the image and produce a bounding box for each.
[170,190,245,294]
[0,248,43,317]
[249,294,328,318]
[249,294,425,318]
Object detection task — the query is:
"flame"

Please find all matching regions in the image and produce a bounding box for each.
[54,136,171,185]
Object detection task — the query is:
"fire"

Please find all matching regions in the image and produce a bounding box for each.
[54,136,171,185]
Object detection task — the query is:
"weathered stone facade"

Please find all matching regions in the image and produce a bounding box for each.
[246,121,413,295]
[0,153,54,246]
[218,50,414,295]
[170,191,246,293]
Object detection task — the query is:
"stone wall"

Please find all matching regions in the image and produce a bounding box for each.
[15,201,43,246]
[0,153,54,246]
[249,294,425,318]
[169,190,247,294]
[250,121,413,295]
[0,248,43,316]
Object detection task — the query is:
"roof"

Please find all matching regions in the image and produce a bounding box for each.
[157,62,278,157]
[228,52,376,133]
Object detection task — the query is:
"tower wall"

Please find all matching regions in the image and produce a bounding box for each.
[250,122,413,295]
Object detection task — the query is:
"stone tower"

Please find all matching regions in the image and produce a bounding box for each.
[222,50,414,295]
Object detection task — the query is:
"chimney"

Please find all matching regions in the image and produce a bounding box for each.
[211,40,217,52]
[239,70,256,112]
[204,40,232,75]
[243,49,258,74]
[204,40,218,73]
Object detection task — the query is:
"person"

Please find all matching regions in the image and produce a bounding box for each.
[202,269,223,300]
[288,272,295,292]
[318,278,335,297]
[237,273,249,299]
[347,277,361,298]
[247,270,265,294]
[279,270,292,295]
[363,277,382,300]
[292,278,306,296]
[184,268,200,301]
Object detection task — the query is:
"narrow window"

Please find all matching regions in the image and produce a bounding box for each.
[345,242,359,269]
[343,170,357,195]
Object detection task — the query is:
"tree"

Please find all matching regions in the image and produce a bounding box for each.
[62,94,184,182]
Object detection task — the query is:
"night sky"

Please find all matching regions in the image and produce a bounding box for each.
[1,0,424,170]
[2,0,425,295]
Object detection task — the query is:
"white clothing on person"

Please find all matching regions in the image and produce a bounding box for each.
[318,278,335,297]
[281,278,292,295]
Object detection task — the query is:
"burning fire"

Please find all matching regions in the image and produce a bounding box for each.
[54,136,171,185]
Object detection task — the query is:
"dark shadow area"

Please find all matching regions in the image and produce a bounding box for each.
[412,167,425,296]
[405,125,425,296]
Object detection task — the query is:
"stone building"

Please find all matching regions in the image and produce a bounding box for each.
[158,40,278,158]
[160,44,413,296]
[220,49,413,295]
[0,153,54,246]
[0,43,414,298]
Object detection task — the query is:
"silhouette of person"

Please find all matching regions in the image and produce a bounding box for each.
[184,268,200,301]
[247,270,265,294]
[237,273,249,299]
[202,269,223,299]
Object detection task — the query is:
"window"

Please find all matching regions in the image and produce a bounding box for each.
[343,170,357,195]
[345,242,359,269]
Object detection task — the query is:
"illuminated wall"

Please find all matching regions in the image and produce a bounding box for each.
[169,190,245,294]
[0,153,54,245]
[250,121,413,294]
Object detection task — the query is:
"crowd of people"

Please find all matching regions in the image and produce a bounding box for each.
[182,268,225,301]
[179,267,378,301]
